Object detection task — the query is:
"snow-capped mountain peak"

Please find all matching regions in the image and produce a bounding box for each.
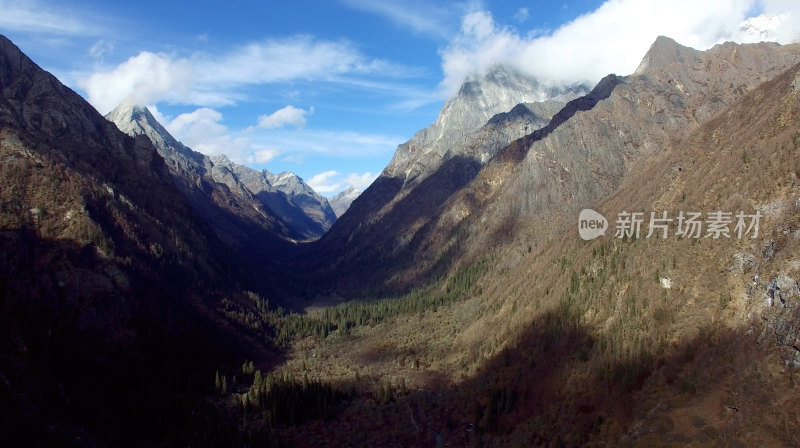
[329,186,362,218]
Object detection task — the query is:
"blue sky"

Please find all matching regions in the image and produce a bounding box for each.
[2,0,798,195]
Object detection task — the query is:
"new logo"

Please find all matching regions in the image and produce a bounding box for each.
[578,209,608,240]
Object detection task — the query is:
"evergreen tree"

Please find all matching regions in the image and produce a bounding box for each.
[253,370,263,392]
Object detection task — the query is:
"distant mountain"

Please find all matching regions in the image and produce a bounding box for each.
[107,103,335,242]
[210,156,337,239]
[329,186,361,217]
[270,171,337,228]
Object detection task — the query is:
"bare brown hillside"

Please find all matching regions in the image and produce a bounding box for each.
[253,58,800,447]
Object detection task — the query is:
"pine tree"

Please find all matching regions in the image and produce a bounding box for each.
[376,384,385,403]
[253,370,263,393]
[382,383,393,404]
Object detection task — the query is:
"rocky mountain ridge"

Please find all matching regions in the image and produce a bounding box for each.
[107,103,336,242]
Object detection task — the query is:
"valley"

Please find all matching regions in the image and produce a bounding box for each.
[2,27,800,448]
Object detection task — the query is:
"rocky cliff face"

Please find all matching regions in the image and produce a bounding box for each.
[107,104,335,242]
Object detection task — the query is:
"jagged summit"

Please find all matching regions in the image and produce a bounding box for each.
[634,36,703,76]
[106,102,158,135]
[269,171,311,194]
[430,64,584,134]
[107,103,201,170]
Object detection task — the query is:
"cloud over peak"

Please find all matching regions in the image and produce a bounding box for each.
[307,169,377,195]
[80,51,195,113]
[440,0,800,96]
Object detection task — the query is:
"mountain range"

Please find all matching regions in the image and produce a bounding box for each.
[107,103,337,244]
[308,36,800,295]
[3,32,800,447]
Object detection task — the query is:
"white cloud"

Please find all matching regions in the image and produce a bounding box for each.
[0,0,102,36]
[513,7,530,23]
[88,40,114,59]
[307,170,377,194]
[282,153,307,164]
[257,105,313,129]
[251,148,282,164]
[341,0,463,38]
[251,128,402,159]
[143,104,401,168]
[80,36,415,114]
[439,0,800,95]
[79,51,195,114]
[165,108,247,156]
[307,170,342,193]
[344,172,378,189]
[282,130,402,157]
[148,106,398,167]
[156,107,262,165]
[200,35,398,84]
